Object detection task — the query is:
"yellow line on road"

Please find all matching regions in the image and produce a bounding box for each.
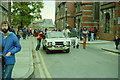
[38,51,52,78]
[35,51,46,78]
[32,37,52,79]
[32,37,46,78]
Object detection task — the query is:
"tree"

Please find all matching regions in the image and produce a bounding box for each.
[11,2,43,28]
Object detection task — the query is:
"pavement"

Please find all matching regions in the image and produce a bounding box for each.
[12,37,34,78]
[9,37,119,79]
[79,40,120,54]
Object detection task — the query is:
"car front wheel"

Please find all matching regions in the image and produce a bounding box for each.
[65,48,70,53]
[46,49,50,54]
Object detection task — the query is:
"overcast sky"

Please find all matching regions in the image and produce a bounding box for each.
[41,1,55,24]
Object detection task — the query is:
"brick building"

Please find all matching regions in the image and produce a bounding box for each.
[55,2,75,30]
[75,2,99,31]
[98,2,120,40]
[55,2,120,41]
[55,2,99,31]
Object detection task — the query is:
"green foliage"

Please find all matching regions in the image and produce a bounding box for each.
[11,2,43,27]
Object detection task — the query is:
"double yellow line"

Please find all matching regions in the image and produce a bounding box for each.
[32,37,52,79]
[35,51,52,78]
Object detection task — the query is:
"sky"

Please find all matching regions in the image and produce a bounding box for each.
[41,1,55,24]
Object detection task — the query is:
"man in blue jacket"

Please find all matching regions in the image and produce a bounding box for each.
[0,21,21,80]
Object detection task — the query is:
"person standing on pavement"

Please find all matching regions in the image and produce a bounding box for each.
[114,35,120,49]
[88,30,91,41]
[22,27,27,39]
[36,29,44,51]
[82,27,89,49]
[16,31,21,40]
[90,27,95,41]
[0,21,21,79]
[9,26,16,35]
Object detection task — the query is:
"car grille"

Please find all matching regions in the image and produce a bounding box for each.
[55,42,63,45]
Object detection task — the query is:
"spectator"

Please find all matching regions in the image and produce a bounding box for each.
[27,28,31,37]
[88,30,91,41]
[22,28,27,39]
[94,27,98,40]
[90,27,95,41]
[114,35,120,49]
[62,27,70,37]
[36,30,44,51]
[16,31,21,40]
[9,26,16,34]
[0,21,21,79]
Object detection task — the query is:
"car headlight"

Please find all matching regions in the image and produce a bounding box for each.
[48,42,52,46]
[52,42,55,45]
[64,41,70,45]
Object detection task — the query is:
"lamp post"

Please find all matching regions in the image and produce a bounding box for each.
[65,6,68,27]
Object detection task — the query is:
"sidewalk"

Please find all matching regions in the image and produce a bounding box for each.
[80,40,119,54]
[79,40,111,44]
[12,37,34,78]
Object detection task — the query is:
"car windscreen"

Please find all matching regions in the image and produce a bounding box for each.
[47,32,65,38]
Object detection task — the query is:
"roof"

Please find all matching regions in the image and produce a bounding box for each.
[30,19,55,28]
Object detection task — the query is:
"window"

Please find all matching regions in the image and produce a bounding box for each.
[93,2,100,22]
[104,13,110,33]
[76,2,81,13]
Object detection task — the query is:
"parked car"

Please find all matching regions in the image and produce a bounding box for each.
[42,31,71,54]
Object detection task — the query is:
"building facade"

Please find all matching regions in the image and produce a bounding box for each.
[55,1,120,41]
[75,2,100,31]
[99,2,120,40]
[55,2,75,30]
[0,2,9,23]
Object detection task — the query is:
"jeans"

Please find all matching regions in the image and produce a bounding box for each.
[36,39,41,50]
[2,64,14,80]
[88,36,91,41]
[91,33,94,41]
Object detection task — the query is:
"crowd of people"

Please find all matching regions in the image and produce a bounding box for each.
[7,24,120,50]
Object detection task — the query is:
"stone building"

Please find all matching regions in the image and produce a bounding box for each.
[0,2,9,22]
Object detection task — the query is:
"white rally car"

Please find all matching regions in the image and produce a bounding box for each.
[42,31,71,54]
